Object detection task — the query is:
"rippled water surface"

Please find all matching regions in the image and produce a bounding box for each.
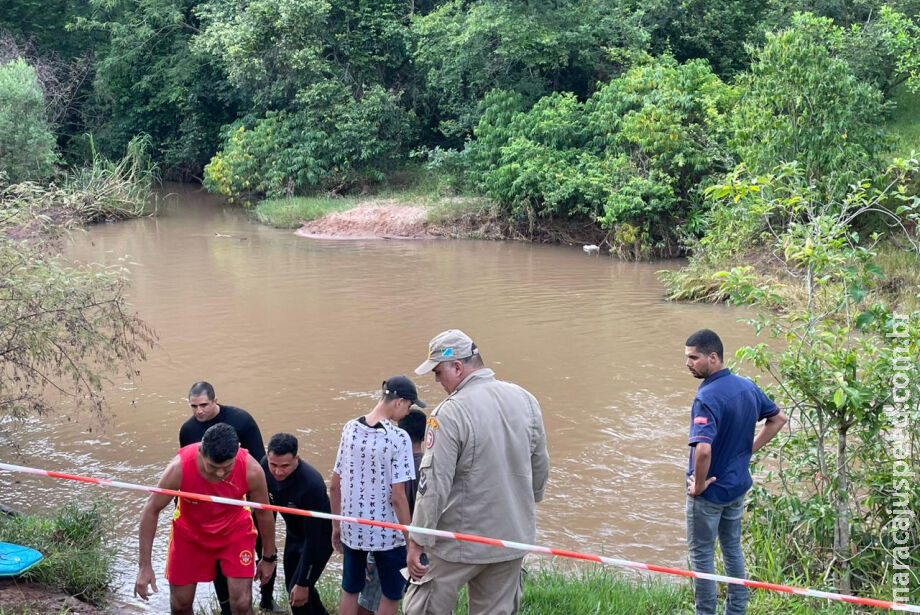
[0,185,757,611]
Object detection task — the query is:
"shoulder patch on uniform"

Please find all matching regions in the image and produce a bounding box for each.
[694,416,709,425]
[426,417,439,430]
[425,427,436,449]
[418,470,428,495]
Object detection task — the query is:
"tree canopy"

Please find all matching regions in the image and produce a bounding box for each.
[1,0,919,249]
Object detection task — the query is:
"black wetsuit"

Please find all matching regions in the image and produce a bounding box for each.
[179,404,266,461]
[262,457,334,615]
[179,404,274,612]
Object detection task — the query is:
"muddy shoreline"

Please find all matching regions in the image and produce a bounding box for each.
[290,200,608,246]
[294,203,434,239]
[0,579,140,615]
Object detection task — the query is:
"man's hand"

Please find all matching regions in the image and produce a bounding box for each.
[332,526,342,554]
[290,584,310,607]
[407,539,430,580]
[687,473,716,497]
[255,559,276,585]
[134,566,158,601]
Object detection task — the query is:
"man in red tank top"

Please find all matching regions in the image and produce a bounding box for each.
[134,423,278,615]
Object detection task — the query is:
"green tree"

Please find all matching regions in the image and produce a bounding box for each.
[0,182,156,420]
[412,0,649,142]
[194,0,418,198]
[643,0,769,77]
[0,58,57,184]
[0,0,95,59]
[762,0,920,30]
[869,6,920,94]
[191,0,331,112]
[467,56,734,256]
[75,0,238,179]
[731,13,890,200]
[204,82,415,200]
[193,0,411,110]
[707,159,920,594]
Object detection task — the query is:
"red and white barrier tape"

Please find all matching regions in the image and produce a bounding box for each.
[1,461,917,612]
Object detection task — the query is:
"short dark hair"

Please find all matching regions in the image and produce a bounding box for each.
[399,409,427,444]
[189,381,215,400]
[200,423,239,463]
[267,433,298,457]
[686,329,724,362]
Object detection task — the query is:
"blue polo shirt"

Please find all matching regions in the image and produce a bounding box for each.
[687,368,778,504]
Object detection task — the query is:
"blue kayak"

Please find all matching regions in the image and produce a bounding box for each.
[0,542,43,577]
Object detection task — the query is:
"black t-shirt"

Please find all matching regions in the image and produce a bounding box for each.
[261,458,333,587]
[405,451,423,515]
[179,404,266,462]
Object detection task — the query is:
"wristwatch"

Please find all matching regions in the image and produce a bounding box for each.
[261,553,278,563]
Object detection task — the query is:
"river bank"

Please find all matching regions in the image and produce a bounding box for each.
[253,191,920,315]
[252,192,608,245]
[0,567,863,615]
[162,567,863,615]
[4,185,916,613]
[0,580,138,615]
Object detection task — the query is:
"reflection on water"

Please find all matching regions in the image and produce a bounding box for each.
[0,184,756,611]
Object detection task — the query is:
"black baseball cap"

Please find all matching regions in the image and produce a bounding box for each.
[383,375,427,408]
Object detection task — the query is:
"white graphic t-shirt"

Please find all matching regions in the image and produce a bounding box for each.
[333,417,415,550]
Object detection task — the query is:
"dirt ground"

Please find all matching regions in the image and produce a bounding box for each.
[0,580,140,615]
[295,201,433,239]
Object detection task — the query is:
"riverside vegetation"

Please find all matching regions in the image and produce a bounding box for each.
[2,0,920,611]
[0,46,154,615]
[0,51,156,423]
[0,504,114,607]
[198,567,858,615]
[2,1,918,252]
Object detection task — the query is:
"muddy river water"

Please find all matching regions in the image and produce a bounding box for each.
[1,184,759,611]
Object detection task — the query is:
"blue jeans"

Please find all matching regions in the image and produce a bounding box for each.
[686,495,748,615]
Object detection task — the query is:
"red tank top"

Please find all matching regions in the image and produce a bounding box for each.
[172,443,255,548]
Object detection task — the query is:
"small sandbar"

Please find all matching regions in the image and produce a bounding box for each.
[295,202,434,239]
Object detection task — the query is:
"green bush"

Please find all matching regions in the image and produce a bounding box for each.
[467,56,734,256]
[0,503,115,605]
[0,57,57,184]
[64,135,157,222]
[707,159,920,596]
[204,82,415,203]
[732,13,890,200]
[411,0,649,142]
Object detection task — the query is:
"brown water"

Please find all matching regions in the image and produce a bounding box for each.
[0,184,757,611]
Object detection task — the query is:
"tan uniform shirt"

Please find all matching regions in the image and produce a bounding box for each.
[410,368,550,563]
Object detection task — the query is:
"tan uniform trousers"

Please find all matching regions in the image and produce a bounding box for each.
[403,554,523,615]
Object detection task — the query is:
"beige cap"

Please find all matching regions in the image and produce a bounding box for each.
[415,329,478,375]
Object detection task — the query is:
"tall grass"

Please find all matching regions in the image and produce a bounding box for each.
[64,134,158,222]
[202,565,860,614]
[874,241,920,312]
[888,86,920,159]
[253,196,357,228]
[518,567,687,614]
[0,136,155,240]
[0,503,114,605]
[658,264,731,303]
